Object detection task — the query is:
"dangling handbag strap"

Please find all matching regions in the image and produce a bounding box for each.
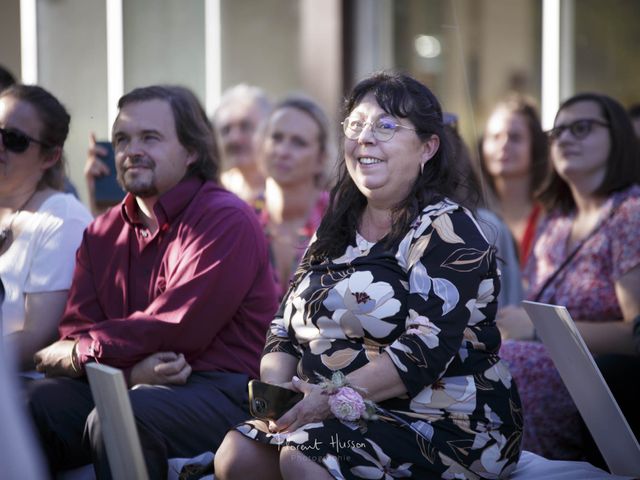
[533,203,620,302]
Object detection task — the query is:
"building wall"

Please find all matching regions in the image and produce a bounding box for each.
[37,0,109,203]
[0,0,22,81]
[1,0,333,205]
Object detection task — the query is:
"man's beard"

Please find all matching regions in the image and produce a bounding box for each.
[117,158,159,197]
[125,181,159,198]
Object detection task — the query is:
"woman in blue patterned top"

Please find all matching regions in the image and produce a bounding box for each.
[215,72,523,480]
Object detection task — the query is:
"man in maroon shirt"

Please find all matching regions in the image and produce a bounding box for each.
[27,85,278,479]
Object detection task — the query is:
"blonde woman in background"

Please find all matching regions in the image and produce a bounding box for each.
[256,96,330,298]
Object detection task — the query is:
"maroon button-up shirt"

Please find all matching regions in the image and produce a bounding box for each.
[59,177,278,379]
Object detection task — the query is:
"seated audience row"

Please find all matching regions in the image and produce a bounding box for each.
[3,69,639,478]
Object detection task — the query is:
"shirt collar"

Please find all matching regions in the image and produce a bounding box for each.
[120,176,205,228]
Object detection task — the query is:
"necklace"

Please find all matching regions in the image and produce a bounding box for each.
[0,190,38,251]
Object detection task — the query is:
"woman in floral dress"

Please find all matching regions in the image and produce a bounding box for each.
[498,92,640,461]
[215,72,523,480]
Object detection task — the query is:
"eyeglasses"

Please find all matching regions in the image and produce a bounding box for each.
[342,117,418,142]
[546,118,609,142]
[0,127,47,154]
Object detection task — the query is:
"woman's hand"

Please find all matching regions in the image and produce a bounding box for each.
[496,305,535,340]
[270,376,332,433]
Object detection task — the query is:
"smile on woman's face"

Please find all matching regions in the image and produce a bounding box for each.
[344,92,438,209]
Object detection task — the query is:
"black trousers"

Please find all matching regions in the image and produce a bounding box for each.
[26,371,249,479]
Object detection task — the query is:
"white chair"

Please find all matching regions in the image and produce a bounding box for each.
[81,355,636,480]
[86,363,149,480]
[520,301,640,478]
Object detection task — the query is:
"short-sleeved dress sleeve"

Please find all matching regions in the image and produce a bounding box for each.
[1,193,92,335]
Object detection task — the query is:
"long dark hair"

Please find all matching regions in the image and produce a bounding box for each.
[1,84,70,190]
[308,71,464,263]
[538,92,640,212]
[117,85,218,181]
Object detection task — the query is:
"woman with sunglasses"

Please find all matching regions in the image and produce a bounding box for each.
[0,84,92,371]
[215,72,522,480]
[498,92,640,461]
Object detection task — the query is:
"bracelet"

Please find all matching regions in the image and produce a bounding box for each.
[317,371,377,422]
[70,339,81,374]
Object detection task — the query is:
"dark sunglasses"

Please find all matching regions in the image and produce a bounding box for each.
[546,118,609,142]
[0,127,48,154]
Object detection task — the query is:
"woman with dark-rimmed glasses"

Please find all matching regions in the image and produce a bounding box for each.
[0,84,91,371]
[498,92,640,462]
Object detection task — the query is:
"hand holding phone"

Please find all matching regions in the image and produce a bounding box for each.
[248,380,303,421]
[93,140,125,204]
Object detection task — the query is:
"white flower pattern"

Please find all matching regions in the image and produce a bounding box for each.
[324,271,401,339]
[238,200,522,479]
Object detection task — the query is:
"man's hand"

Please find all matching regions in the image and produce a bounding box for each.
[33,340,81,378]
[84,132,110,186]
[84,132,111,216]
[130,352,192,387]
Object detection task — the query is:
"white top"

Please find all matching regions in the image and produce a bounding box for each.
[0,192,92,335]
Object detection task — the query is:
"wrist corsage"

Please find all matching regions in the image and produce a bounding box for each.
[328,386,366,421]
[316,371,378,428]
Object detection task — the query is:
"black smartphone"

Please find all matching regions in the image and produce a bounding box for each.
[248,380,303,421]
[94,141,126,205]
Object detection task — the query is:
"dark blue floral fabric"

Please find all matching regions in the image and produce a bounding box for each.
[238,200,523,479]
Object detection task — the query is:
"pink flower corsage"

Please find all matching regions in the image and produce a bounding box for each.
[328,386,366,421]
[316,371,378,426]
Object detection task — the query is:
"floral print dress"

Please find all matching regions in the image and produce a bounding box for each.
[237,199,523,479]
[500,184,640,460]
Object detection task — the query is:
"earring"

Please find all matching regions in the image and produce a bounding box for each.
[420,162,425,175]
